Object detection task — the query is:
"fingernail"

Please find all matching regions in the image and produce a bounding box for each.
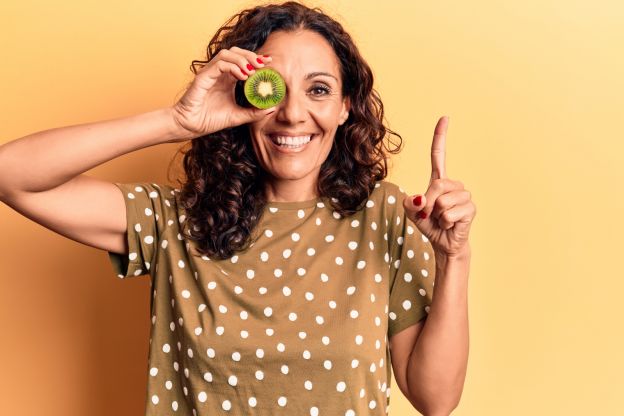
[419,211,427,219]
[256,57,263,64]
[413,195,422,206]
[241,67,247,75]
[246,63,254,71]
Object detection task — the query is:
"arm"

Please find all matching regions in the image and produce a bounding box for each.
[0,107,193,254]
[406,247,471,416]
[0,107,192,196]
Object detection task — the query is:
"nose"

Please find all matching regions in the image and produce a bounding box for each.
[274,87,308,125]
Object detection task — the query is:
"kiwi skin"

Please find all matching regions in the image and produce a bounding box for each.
[243,67,286,109]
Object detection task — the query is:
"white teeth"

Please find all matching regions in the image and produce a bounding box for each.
[273,135,312,145]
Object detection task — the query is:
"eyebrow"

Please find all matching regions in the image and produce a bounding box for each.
[305,71,338,82]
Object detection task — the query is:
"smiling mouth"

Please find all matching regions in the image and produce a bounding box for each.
[267,134,319,149]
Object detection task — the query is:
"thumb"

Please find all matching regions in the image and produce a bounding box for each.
[246,105,278,122]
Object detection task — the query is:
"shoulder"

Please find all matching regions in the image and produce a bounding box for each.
[370,179,410,206]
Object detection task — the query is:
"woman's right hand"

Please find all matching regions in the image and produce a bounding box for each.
[170,47,276,142]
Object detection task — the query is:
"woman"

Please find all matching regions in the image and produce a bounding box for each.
[0,1,475,415]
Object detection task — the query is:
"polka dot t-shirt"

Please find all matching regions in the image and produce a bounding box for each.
[107,180,436,415]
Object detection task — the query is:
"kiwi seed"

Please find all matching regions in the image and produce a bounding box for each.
[244,67,286,109]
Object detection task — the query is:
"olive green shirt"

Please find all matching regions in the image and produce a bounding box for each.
[107,180,435,415]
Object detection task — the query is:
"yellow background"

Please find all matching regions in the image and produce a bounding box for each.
[1,0,623,415]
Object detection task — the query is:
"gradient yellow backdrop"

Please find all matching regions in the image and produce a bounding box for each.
[1,0,622,415]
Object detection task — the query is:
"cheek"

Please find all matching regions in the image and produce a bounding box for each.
[310,105,344,129]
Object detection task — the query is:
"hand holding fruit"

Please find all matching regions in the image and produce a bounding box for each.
[170,47,280,142]
[402,116,476,259]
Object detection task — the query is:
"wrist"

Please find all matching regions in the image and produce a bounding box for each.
[165,107,197,142]
[435,245,471,266]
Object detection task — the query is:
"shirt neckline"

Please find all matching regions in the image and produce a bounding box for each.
[265,196,326,210]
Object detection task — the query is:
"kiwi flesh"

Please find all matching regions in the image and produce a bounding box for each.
[244,67,286,109]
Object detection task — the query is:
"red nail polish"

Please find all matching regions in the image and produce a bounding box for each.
[246,63,254,71]
[241,68,247,75]
[419,211,427,219]
[256,57,263,64]
[413,195,422,206]
[263,54,270,58]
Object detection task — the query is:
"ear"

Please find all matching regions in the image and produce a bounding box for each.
[340,96,351,125]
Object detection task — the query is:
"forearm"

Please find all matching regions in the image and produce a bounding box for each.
[0,107,191,195]
[407,247,471,415]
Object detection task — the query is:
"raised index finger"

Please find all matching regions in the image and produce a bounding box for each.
[430,116,449,181]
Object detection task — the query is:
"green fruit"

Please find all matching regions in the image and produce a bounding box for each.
[244,67,286,109]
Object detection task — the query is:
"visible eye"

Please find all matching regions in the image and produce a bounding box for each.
[309,84,331,96]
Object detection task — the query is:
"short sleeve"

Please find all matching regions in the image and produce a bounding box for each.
[386,185,437,338]
[107,182,173,279]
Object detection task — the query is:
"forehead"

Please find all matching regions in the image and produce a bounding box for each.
[257,29,341,83]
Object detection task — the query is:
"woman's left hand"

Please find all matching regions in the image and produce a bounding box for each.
[403,116,477,259]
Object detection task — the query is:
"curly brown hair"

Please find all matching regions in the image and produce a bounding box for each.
[171,1,403,260]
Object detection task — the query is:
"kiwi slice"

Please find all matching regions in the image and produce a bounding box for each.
[244,67,286,109]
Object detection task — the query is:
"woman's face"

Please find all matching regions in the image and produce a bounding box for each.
[248,29,350,189]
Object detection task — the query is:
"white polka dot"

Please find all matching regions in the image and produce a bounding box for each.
[348,241,358,250]
[151,395,159,405]
[203,372,213,382]
[297,209,305,218]
[350,310,359,318]
[260,251,269,261]
[150,367,158,376]
[347,286,356,295]
[278,396,287,407]
[232,351,241,361]
[316,316,324,324]
[369,400,377,409]
[249,397,257,407]
[277,342,286,352]
[283,249,292,258]
[291,232,300,241]
[374,273,382,283]
[265,229,273,237]
[388,195,396,204]
[297,268,306,276]
[335,256,343,265]
[182,290,191,299]
[264,307,273,317]
[355,335,363,345]
[419,288,427,296]
[228,375,237,386]
[311,406,319,416]
[351,359,359,368]
[303,350,311,359]
[198,391,207,402]
[207,348,215,358]
[134,223,142,232]
[304,380,313,390]
[163,343,171,353]
[222,400,232,411]
[323,360,332,370]
[145,208,153,216]
[357,260,366,269]
[305,292,314,301]
[307,247,316,256]
[322,336,330,345]
[129,252,138,261]
[282,286,292,296]
[402,300,412,310]
[325,234,334,242]
[161,239,168,249]
[178,260,185,268]
[281,364,289,374]
[351,219,360,227]
[337,381,346,392]
[246,269,255,279]
[166,380,173,389]
[127,192,135,199]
